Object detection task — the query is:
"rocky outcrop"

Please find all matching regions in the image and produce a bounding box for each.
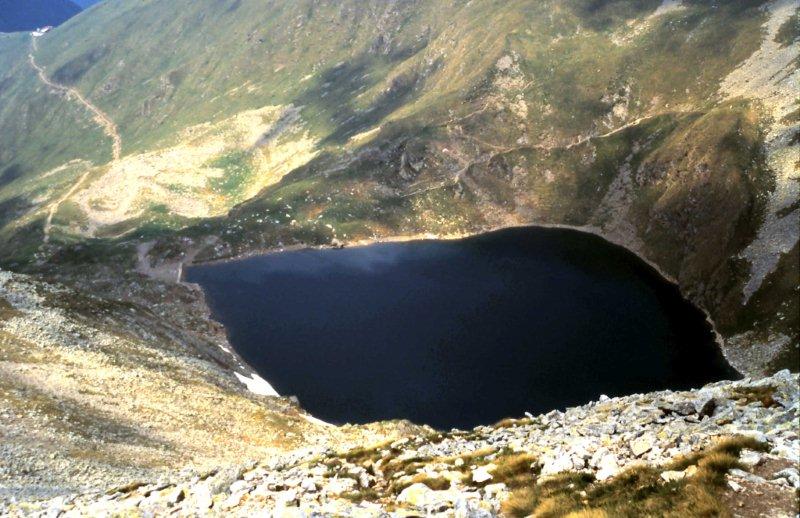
[5,371,797,516]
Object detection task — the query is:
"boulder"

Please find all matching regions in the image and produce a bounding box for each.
[471,465,495,484]
[738,450,762,468]
[540,453,574,476]
[727,479,743,492]
[324,476,357,495]
[693,394,717,418]
[595,454,620,481]
[300,478,318,493]
[164,487,185,506]
[207,466,244,495]
[728,469,766,484]
[397,483,433,507]
[772,468,800,489]
[659,401,696,416]
[191,484,213,510]
[482,483,507,498]
[397,483,458,509]
[630,435,655,457]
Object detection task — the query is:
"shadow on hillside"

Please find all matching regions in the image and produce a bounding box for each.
[293,40,434,146]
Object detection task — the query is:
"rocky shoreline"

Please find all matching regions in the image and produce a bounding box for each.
[5,371,797,517]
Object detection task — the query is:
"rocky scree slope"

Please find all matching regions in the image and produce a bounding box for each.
[0,268,419,501]
[4,371,798,517]
[0,0,796,374]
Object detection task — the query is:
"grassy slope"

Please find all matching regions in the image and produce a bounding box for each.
[0,0,796,372]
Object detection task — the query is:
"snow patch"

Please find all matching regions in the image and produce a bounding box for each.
[302,413,334,427]
[235,372,279,397]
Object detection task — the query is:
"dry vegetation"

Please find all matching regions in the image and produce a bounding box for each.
[501,436,771,518]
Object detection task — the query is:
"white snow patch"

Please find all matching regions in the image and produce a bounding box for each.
[235,372,279,397]
[302,413,334,427]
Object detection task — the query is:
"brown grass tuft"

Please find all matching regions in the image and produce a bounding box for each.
[489,453,540,488]
[499,435,762,517]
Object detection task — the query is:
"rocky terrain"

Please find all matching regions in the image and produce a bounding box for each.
[0,0,797,515]
[3,371,798,516]
[0,269,417,501]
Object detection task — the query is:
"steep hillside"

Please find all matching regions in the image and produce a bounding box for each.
[0,0,81,33]
[0,268,417,499]
[0,0,794,374]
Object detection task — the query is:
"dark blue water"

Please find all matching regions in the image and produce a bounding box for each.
[185,227,738,429]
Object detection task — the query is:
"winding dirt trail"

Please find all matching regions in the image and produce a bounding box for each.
[29,35,122,243]
[29,37,121,160]
[41,168,94,244]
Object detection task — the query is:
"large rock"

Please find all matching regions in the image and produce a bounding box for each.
[397,483,434,507]
[595,453,620,481]
[660,470,686,483]
[630,435,655,457]
[659,401,697,416]
[471,465,495,484]
[693,393,718,418]
[540,452,575,476]
[397,483,458,509]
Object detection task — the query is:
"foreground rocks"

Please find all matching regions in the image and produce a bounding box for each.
[4,371,797,517]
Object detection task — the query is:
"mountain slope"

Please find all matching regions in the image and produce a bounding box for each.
[6,370,800,515]
[0,0,81,33]
[0,0,797,371]
[0,268,414,499]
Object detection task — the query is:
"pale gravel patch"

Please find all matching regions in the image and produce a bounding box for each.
[725,332,796,376]
[611,0,686,46]
[649,0,685,20]
[590,153,647,252]
[719,0,800,301]
[67,105,318,236]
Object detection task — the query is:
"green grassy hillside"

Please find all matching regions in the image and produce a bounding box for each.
[0,0,797,374]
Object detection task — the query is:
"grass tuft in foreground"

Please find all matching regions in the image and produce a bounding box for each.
[501,436,768,518]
